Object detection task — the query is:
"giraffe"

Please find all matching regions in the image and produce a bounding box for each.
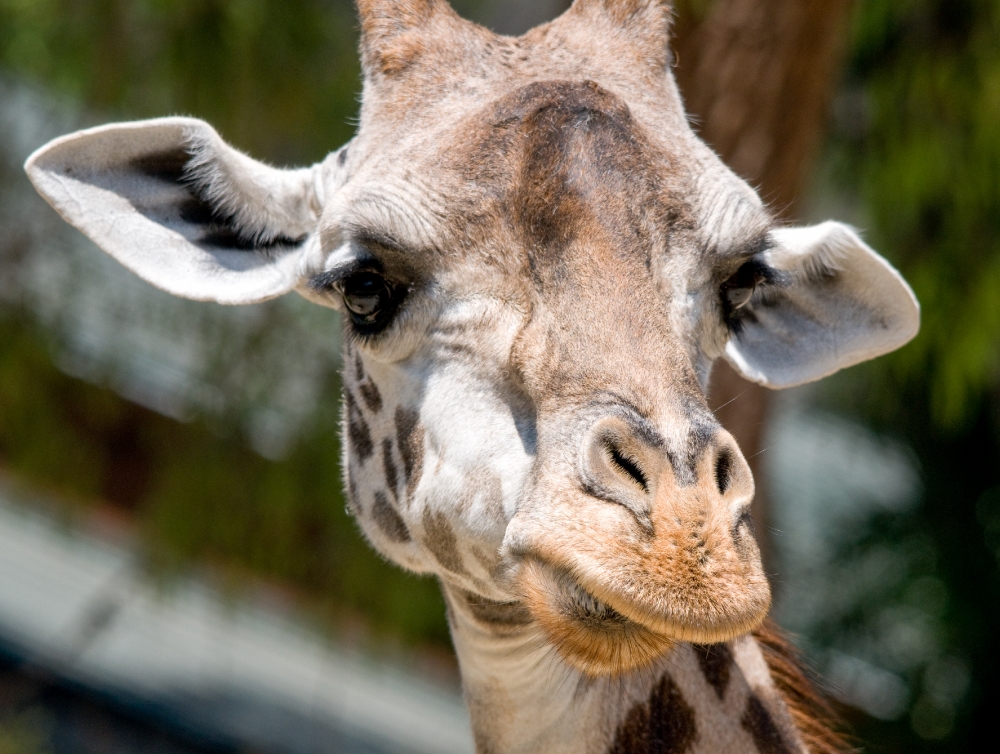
[23,1,920,751]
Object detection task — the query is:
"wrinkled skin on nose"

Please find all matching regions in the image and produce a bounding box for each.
[485,81,771,676]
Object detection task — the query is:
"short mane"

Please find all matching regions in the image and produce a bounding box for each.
[754,622,855,754]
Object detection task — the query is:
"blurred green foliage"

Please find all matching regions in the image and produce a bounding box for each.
[815,0,1000,750]
[0,0,361,162]
[831,0,1000,429]
[0,711,50,754]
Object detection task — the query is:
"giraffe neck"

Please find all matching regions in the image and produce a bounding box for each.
[445,587,828,754]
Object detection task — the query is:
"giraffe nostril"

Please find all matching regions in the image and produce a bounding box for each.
[715,447,734,495]
[604,439,649,493]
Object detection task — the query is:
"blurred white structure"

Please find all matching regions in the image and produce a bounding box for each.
[0,477,474,754]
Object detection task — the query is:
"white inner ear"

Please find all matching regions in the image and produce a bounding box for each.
[724,221,920,389]
[24,117,339,305]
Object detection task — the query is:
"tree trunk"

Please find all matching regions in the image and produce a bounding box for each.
[673,0,854,570]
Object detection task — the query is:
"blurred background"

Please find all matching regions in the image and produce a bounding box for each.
[0,0,997,752]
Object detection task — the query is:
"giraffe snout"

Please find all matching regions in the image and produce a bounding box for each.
[579,415,756,539]
[508,411,770,676]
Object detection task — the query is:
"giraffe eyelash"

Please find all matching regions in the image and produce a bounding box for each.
[720,257,789,335]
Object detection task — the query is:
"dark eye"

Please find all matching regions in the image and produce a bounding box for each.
[721,260,768,314]
[725,284,755,311]
[336,271,399,329]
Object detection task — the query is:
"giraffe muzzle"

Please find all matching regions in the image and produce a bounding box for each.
[509,416,771,677]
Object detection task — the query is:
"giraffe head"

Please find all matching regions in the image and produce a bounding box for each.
[25,0,918,677]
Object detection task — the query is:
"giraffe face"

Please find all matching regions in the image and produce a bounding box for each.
[25,0,920,678]
[320,32,778,674]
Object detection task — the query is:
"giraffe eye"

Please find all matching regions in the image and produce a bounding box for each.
[725,284,754,310]
[721,259,769,313]
[337,271,396,326]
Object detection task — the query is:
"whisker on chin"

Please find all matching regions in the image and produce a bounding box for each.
[710,389,749,413]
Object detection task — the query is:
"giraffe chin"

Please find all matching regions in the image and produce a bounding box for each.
[519,559,767,678]
[520,559,675,678]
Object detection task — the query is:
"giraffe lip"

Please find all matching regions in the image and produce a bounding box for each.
[519,559,675,677]
[522,559,635,626]
[575,568,768,645]
[521,556,766,651]
[562,578,622,621]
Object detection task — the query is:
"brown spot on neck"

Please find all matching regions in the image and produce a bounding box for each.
[345,461,362,517]
[355,353,384,413]
[610,674,697,754]
[382,438,400,500]
[453,587,532,629]
[693,642,734,700]
[345,390,374,463]
[458,469,505,521]
[373,490,411,543]
[422,507,469,576]
[742,694,794,754]
[395,405,425,502]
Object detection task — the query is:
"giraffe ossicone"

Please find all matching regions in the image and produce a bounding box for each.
[24,1,919,751]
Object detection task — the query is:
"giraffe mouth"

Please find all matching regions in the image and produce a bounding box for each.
[519,559,675,677]
[519,553,769,677]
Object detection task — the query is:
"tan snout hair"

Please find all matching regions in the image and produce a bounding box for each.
[508,403,770,676]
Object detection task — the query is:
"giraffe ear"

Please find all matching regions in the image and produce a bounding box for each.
[357,0,448,76]
[24,117,347,305]
[565,0,674,67]
[571,0,674,25]
[724,222,920,388]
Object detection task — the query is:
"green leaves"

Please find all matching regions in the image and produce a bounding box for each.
[833,0,1000,428]
[0,0,361,163]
